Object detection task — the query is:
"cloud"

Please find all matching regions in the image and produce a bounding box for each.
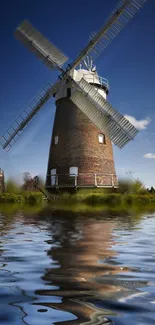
[124,115,151,130]
[144,153,155,159]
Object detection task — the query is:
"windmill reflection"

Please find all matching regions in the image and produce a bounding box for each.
[36,219,126,324]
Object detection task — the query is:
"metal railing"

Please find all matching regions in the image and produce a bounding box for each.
[46,173,118,188]
[82,74,109,91]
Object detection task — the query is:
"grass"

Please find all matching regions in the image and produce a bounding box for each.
[0,191,43,204]
[1,189,155,207]
[1,178,155,215]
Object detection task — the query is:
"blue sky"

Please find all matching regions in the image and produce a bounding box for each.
[0,0,155,187]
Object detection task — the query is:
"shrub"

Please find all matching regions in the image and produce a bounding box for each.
[118,179,133,194]
[131,178,147,194]
[0,193,23,203]
[24,192,43,204]
[83,193,122,206]
[118,178,147,194]
[103,193,122,205]
[5,179,20,193]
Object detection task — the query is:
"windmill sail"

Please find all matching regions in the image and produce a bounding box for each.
[0,0,148,153]
[69,0,147,71]
[15,20,68,70]
[0,81,59,151]
[70,78,139,148]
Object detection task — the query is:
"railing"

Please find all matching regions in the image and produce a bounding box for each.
[46,173,118,188]
[82,74,109,91]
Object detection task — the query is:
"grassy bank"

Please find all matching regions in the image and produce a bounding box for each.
[1,190,155,208]
[0,192,43,204]
[1,177,155,213]
[52,191,155,209]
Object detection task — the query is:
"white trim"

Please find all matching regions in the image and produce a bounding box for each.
[54,135,59,145]
[69,166,78,176]
[51,168,56,185]
[98,134,104,144]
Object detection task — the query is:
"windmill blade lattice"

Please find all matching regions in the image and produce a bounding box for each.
[0,0,148,153]
[69,0,147,70]
[0,81,59,151]
[70,78,139,148]
[15,20,68,70]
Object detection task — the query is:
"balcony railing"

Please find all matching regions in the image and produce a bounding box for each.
[46,173,118,189]
[82,74,109,91]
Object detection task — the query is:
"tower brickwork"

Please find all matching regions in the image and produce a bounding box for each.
[46,68,117,189]
[46,69,117,189]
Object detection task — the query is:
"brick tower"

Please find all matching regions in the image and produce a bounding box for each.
[46,68,117,190]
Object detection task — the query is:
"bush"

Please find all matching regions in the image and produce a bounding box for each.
[103,193,122,205]
[0,193,23,203]
[118,179,133,194]
[83,193,122,206]
[118,178,147,194]
[5,179,20,193]
[24,192,43,204]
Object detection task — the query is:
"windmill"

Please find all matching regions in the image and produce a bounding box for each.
[0,0,148,190]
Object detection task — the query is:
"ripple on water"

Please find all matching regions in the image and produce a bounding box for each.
[0,213,155,324]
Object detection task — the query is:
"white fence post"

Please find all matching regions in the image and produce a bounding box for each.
[111,174,114,187]
[75,175,77,187]
[95,174,97,187]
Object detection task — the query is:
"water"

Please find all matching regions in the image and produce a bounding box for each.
[0,208,155,324]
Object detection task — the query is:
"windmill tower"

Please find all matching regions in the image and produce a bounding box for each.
[0,0,148,190]
[46,59,117,189]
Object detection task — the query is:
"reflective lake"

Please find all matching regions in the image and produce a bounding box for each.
[0,207,155,324]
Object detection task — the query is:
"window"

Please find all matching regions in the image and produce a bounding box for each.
[98,134,105,144]
[54,135,59,145]
[51,168,57,185]
[69,166,78,176]
[67,88,71,98]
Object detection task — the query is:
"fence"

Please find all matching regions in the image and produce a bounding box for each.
[46,173,118,188]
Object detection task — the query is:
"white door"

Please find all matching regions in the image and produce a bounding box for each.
[69,166,78,176]
[51,168,56,185]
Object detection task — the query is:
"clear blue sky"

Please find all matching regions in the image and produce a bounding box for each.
[0,0,155,187]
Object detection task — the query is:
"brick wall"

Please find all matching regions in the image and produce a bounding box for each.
[46,98,117,188]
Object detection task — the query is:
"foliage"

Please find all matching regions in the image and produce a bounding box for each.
[5,178,20,193]
[2,173,155,211]
[118,178,146,194]
[83,193,122,206]
[148,186,155,194]
[24,192,43,204]
[21,172,34,191]
[0,193,23,202]
[131,178,147,194]
[0,191,43,204]
[36,176,45,191]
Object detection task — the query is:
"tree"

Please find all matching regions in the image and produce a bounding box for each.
[22,173,45,192]
[131,178,146,194]
[22,172,35,191]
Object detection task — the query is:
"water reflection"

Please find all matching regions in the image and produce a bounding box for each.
[35,219,122,324]
[0,208,155,324]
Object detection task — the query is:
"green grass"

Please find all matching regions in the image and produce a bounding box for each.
[1,176,155,215]
[1,189,155,206]
[0,191,43,204]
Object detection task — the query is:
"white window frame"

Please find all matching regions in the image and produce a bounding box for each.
[69,166,78,176]
[98,134,105,144]
[54,135,59,145]
[51,168,57,185]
